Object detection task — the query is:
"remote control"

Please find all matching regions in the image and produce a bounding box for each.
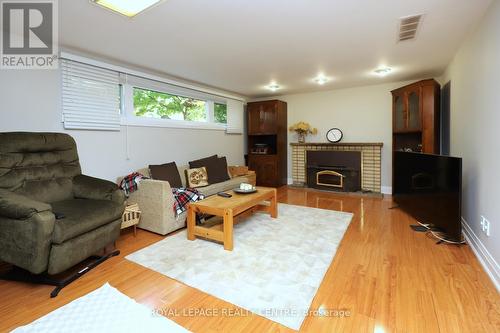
[54,212,65,220]
[217,192,232,198]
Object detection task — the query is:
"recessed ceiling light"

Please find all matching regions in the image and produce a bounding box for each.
[314,74,330,85]
[373,67,392,77]
[92,0,163,17]
[266,83,280,92]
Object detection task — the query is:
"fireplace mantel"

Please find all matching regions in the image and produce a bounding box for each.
[291,142,383,193]
[291,142,383,147]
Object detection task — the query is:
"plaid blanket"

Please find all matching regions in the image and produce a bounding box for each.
[119,172,148,197]
[172,188,204,216]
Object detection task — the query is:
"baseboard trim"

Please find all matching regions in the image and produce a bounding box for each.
[462,217,500,292]
[381,186,392,195]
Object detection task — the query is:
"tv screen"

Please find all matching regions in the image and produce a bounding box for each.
[393,152,462,241]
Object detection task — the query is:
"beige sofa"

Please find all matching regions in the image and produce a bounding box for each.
[124,166,256,235]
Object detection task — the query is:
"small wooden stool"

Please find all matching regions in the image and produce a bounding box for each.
[121,203,141,236]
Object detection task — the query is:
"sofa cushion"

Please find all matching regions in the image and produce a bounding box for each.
[51,199,123,244]
[189,155,229,184]
[197,176,248,197]
[149,162,182,188]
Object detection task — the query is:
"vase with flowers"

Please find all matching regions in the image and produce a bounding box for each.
[289,121,318,143]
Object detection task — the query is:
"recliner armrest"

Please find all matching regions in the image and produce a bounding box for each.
[0,189,52,219]
[73,175,125,205]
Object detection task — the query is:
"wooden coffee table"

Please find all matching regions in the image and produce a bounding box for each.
[187,187,277,250]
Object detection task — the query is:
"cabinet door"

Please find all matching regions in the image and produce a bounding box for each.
[248,155,278,187]
[393,94,406,132]
[247,105,262,135]
[247,102,277,135]
[421,84,439,153]
[260,103,277,134]
[407,88,422,131]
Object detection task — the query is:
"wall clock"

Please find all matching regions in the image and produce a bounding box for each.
[326,128,343,143]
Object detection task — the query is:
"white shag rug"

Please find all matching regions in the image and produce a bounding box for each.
[12,283,190,333]
[127,203,352,330]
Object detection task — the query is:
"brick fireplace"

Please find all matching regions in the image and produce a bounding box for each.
[291,142,383,193]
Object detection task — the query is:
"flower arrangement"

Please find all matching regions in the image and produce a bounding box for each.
[289,122,318,143]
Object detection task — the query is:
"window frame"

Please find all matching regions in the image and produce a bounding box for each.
[213,102,228,125]
[60,52,243,132]
[121,78,228,131]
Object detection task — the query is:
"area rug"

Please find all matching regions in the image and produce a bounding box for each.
[12,283,190,333]
[126,203,352,330]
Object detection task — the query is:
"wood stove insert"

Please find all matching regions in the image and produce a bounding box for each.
[306,150,362,192]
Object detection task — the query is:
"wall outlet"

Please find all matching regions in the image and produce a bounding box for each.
[481,215,490,236]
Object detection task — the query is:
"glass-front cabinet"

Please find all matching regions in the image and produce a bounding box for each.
[392,89,422,132]
[391,79,441,155]
[407,89,421,130]
[394,94,406,132]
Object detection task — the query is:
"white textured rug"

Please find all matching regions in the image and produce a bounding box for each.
[127,203,352,330]
[12,283,190,333]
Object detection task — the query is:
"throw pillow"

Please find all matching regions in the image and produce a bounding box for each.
[149,162,182,188]
[189,155,229,184]
[189,155,217,169]
[186,167,209,188]
[211,156,230,183]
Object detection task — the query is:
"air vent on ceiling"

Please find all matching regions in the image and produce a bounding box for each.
[398,14,423,42]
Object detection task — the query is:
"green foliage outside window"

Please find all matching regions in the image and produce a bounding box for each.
[133,87,207,121]
[214,103,227,124]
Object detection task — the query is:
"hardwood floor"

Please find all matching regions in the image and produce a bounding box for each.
[1,187,499,332]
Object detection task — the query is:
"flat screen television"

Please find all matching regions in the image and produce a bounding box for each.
[393,151,462,241]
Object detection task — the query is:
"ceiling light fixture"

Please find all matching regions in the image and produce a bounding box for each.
[314,74,330,85]
[92,0,163,17]
[373,67,392,77]
[266,83,280,92]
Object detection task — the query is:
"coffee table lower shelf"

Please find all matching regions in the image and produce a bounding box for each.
[186,187,277,251]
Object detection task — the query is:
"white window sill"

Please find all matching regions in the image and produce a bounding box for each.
[121,117,227,131]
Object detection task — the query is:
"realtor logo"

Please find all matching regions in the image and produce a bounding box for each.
[1,0,58,69]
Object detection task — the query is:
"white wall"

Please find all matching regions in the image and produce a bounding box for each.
[440,0,500,285]
[0,69,245,181]
[266,80,414,191]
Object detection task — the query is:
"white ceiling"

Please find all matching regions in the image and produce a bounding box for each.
[60,0,492,98]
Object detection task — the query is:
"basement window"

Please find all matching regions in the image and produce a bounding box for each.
[133,87,208,122]
[214,102,227,124]
[59,53,241,132]
[122,74,232,130]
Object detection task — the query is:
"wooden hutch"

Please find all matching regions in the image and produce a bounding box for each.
[246,100,287,187]
[391,79,441,154]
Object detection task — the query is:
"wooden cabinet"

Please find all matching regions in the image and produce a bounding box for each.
[392,86,423,132]
[391,79,440,154]
[247,101,278,135]
[248,155,278,187]
[393,94,406,132]
[247,100,287,187]
[407,88,422,131]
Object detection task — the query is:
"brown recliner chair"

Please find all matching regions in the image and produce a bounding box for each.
[0,132,125,297]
